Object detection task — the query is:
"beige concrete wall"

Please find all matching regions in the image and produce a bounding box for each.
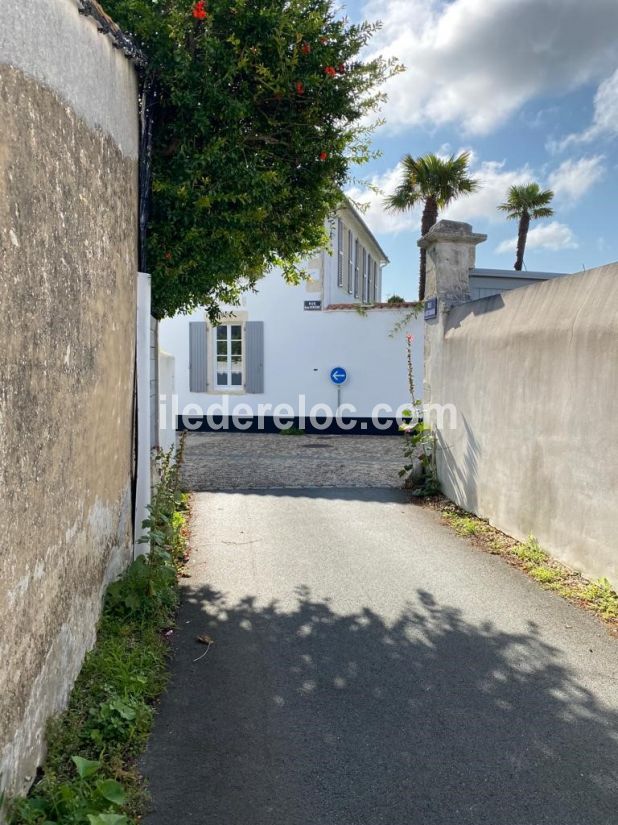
[0,2,139,797]
[427,263,618,587]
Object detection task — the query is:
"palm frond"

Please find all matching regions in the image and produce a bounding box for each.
[385,151,477,211]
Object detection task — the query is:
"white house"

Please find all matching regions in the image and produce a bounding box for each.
[159,199,425,434]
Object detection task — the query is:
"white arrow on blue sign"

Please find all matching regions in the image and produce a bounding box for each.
[330,367,348,385]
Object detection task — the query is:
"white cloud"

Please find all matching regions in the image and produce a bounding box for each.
[548,156,605,204]
[496,221,578,254]
[346,164,421,236]
[443,156,533,223]
[554,68,618,149]
[363,0,618,134]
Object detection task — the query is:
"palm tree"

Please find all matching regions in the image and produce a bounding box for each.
[385,152,479,299]
[498,183,554,271]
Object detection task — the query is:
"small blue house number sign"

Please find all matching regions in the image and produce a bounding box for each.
[424,297,438,320]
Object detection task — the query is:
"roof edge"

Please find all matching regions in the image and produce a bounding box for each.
[340,195,390,265]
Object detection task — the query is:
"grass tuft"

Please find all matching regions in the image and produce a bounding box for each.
[428,497,618,630]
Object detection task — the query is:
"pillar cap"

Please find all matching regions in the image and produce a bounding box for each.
[418,220,487,249]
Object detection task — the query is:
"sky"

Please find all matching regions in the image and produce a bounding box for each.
[342,0,618,300]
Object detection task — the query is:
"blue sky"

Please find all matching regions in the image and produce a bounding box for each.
[342,0,618,300]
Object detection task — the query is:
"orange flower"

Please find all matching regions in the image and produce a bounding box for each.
[319,151,328,161]
[324,66,337,78]
[295,81,305,95]
[192,0,207,19]
[300,41,311,55]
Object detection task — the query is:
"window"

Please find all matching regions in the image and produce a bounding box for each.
[362,249,368,302]
[373,260,379,302]
[337,219,344,287]
[215,324,243,388]
[347,230,354,293]
[367,253,373,303]
[354,239,360,298]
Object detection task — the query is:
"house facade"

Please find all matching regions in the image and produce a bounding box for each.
[159,200,424,434]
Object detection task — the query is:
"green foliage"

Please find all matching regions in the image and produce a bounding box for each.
[513,536,548,566]
[9,759,128,825]
[583,578,618,619]
[399,333,440,496]
[279,426,305,435]
[445,513,486,537]
[102,0,401,319]
[497,183,555,221]
[529,566,563,584]
[8,441,189,825]
[399,421,440,497]
[386,294,405,303]
[385,151,479,212]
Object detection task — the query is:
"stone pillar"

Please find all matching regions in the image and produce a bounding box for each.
[420,220,486,405]
[419,220,487,308]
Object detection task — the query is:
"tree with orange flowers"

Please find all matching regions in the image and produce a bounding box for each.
[103,0,400,318]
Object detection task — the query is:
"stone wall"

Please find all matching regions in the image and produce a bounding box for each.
[0,0,139,796]
[423,222,618,588]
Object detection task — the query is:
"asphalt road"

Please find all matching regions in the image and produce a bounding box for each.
[143,486,618,825]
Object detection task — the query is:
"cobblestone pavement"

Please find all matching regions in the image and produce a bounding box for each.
[180,432,405,490]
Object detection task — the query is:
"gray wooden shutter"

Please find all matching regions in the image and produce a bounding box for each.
[245,321,264,393]
[189,322,208,392]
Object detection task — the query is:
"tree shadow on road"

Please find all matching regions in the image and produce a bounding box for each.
[143,584,618,825]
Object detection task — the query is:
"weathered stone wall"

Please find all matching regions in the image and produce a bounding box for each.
[426,249,618,587]
[0,0,139,796]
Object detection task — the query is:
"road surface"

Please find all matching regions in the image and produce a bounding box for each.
[143,438,618,825]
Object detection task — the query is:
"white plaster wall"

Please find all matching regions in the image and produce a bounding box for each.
[158,350,176,452]
[159,268,423,422]
[135,274,152,555]
[428,263,618,587]
[0,0,139,158]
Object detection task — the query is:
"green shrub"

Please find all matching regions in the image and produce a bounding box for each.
[101,0,401,319]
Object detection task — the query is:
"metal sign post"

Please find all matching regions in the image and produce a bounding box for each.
[330,367,348,415]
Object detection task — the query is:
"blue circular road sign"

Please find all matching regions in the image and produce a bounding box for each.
[330,366,348,385]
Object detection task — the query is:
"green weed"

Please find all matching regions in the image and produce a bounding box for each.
[583,578,618,619]
[8,439,189,825]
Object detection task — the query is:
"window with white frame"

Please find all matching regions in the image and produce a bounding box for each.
[373,260,379,301]
[337,219,344,287]
[354,239,360,298]
[347,230,354,293]
[367,253,373,302]
[215,324,243,388]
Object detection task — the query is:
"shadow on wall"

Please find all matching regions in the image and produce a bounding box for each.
[436,412,480,513]
[445,294,507,332]
[143,584,618,825]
